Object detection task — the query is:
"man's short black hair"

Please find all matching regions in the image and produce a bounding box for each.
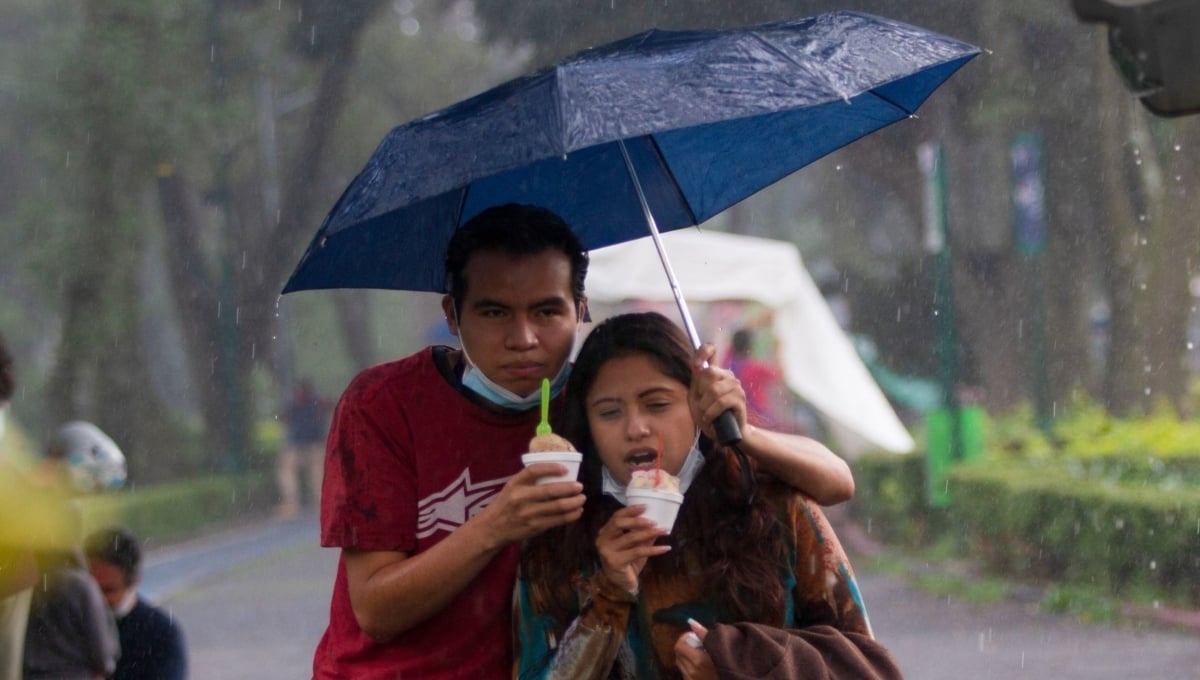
[84,526,142,586]
[444,204,588,316]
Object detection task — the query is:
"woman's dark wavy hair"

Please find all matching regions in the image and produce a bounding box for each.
[522,312,790,630]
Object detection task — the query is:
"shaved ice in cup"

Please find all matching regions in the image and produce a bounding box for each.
[521,451,582,485]
[626,469,684,532]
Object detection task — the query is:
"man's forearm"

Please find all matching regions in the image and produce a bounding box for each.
[346,515,509,641]
[738,425,854,505]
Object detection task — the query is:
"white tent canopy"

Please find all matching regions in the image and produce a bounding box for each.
[586,229,914,455]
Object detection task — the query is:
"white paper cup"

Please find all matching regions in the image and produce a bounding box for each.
[521,451,582,485]
[625,487,684,532]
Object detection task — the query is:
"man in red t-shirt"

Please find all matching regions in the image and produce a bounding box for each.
[313,205,857,679]
[314,205,589,679]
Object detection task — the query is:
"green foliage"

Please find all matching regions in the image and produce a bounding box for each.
[986,398,1200,485]
[948,463,1200,606]
[848,452,946,546]
[852,402,1200,611]
[1039,585,1121,624]
[77,474,274,547]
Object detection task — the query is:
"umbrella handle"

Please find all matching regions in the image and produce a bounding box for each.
[713,409,742,447]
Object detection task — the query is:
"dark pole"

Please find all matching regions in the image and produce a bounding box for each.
[1010,132,1052,432]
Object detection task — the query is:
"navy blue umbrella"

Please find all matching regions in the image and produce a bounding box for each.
[284,10,978,344]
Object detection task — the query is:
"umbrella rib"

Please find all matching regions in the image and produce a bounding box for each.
[868,88,915,116]
[646,135,699,226]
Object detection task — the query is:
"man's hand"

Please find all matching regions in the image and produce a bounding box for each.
[689,344,748,443]
[595,504,668,595]
[474,464,586,546]
[675,618,717,680]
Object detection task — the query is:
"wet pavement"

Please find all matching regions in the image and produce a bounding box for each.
[146,512,1200,680]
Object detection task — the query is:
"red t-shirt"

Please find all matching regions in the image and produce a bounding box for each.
[313,348,545,680]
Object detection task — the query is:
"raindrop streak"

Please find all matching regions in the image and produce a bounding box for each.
[310,25,316,46]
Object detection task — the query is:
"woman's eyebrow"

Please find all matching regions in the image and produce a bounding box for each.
[588,395,621,409]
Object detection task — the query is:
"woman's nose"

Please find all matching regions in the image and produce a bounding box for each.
[625,412,652,439]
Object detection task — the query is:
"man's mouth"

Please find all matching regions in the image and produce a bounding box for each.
[504,362,543,378]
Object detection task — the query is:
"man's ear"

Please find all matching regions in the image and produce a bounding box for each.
[441,295,460,337]
[578,296,589,323]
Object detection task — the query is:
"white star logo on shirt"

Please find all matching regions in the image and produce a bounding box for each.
[416,469,510,539]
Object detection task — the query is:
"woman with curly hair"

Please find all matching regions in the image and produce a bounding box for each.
[515,312,900,680]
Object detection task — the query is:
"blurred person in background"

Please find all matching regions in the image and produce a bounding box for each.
[23,514,119,680]
[275,378,330,519]
[23,423,125,680]
[724,327,792,432]
[86,526,187,680]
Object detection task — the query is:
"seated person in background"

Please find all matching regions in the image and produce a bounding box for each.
[516,312,900,680]
[85,526,187,680]
[23,514,119,680]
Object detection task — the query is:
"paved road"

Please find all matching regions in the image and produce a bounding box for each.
[147,513,1200,679]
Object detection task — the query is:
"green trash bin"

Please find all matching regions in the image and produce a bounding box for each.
[925,405,985,507]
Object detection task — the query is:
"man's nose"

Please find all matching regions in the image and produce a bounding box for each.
[506,317,538,349]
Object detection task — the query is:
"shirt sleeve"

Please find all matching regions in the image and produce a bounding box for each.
[80,576,120,676]
[320,370,419,552]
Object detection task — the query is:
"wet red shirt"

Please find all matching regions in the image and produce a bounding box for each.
[313,348,544,680]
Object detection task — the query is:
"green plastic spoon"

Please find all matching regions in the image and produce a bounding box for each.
[536,377,551,436]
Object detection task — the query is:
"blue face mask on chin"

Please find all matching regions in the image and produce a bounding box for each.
[460,355,571,411]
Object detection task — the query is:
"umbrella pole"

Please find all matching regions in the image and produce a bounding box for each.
[616,141,703,349]
[617,140,742,445]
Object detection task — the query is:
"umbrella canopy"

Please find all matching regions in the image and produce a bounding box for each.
[282,11,978,294]
[587,229,914,455]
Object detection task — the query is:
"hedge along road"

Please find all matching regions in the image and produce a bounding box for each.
[144,512,1200,680]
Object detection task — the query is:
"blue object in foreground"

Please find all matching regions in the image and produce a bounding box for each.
[283,11,979,294]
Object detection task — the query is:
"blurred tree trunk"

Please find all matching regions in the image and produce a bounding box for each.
[44,0,174,477]
[155,0,385,469]
[1140,116,1199,411]
[1095,48,1197,416]
[938,2,1024,411]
